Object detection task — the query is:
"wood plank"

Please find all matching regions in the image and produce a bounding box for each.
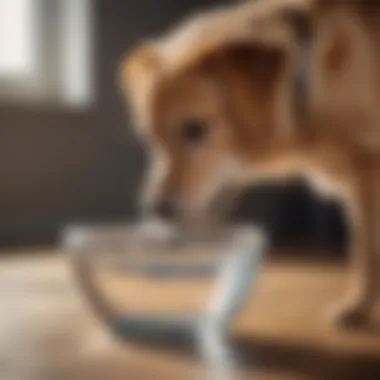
[0,249,379,379]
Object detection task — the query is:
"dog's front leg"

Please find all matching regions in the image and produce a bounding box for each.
[331,164,379,327]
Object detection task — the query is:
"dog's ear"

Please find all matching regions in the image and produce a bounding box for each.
[205,41,292,150]
[118,42,162,126]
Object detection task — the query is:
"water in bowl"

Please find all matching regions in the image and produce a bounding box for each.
[62,220,266,375]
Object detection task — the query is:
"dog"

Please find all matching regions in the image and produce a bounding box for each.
[119,0,380,327]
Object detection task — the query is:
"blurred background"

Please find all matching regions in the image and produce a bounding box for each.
[1,2,380,380]
[0,0,347,253]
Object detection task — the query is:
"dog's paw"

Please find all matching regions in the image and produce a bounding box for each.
[328,300,371,328]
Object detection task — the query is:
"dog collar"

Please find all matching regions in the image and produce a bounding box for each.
[287,8,312,120]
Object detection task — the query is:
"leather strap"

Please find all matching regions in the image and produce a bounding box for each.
[285,8,312,120]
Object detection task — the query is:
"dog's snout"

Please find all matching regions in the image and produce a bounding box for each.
[153,199,177,220]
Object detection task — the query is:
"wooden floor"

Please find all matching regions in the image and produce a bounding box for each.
[0,248,380,380]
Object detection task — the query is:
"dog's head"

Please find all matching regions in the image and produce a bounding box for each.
[119,2,303,224]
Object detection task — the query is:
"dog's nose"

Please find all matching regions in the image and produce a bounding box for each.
[153,199,177,220]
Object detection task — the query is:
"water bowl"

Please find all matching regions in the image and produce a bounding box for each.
[62,220,266,368]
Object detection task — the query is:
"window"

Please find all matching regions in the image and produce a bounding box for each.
[0,0,38,78]
[0,0,94,108]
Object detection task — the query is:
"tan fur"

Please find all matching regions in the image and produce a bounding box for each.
[119,0,380,326]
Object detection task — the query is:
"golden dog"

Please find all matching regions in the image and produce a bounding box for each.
[119,0,380,327]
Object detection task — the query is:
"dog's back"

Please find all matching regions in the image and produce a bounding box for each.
[309,0,380,151]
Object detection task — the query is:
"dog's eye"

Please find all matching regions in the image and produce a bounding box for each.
[180,119,208,145]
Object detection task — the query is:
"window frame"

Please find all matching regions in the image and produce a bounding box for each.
[0,0,94,109]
